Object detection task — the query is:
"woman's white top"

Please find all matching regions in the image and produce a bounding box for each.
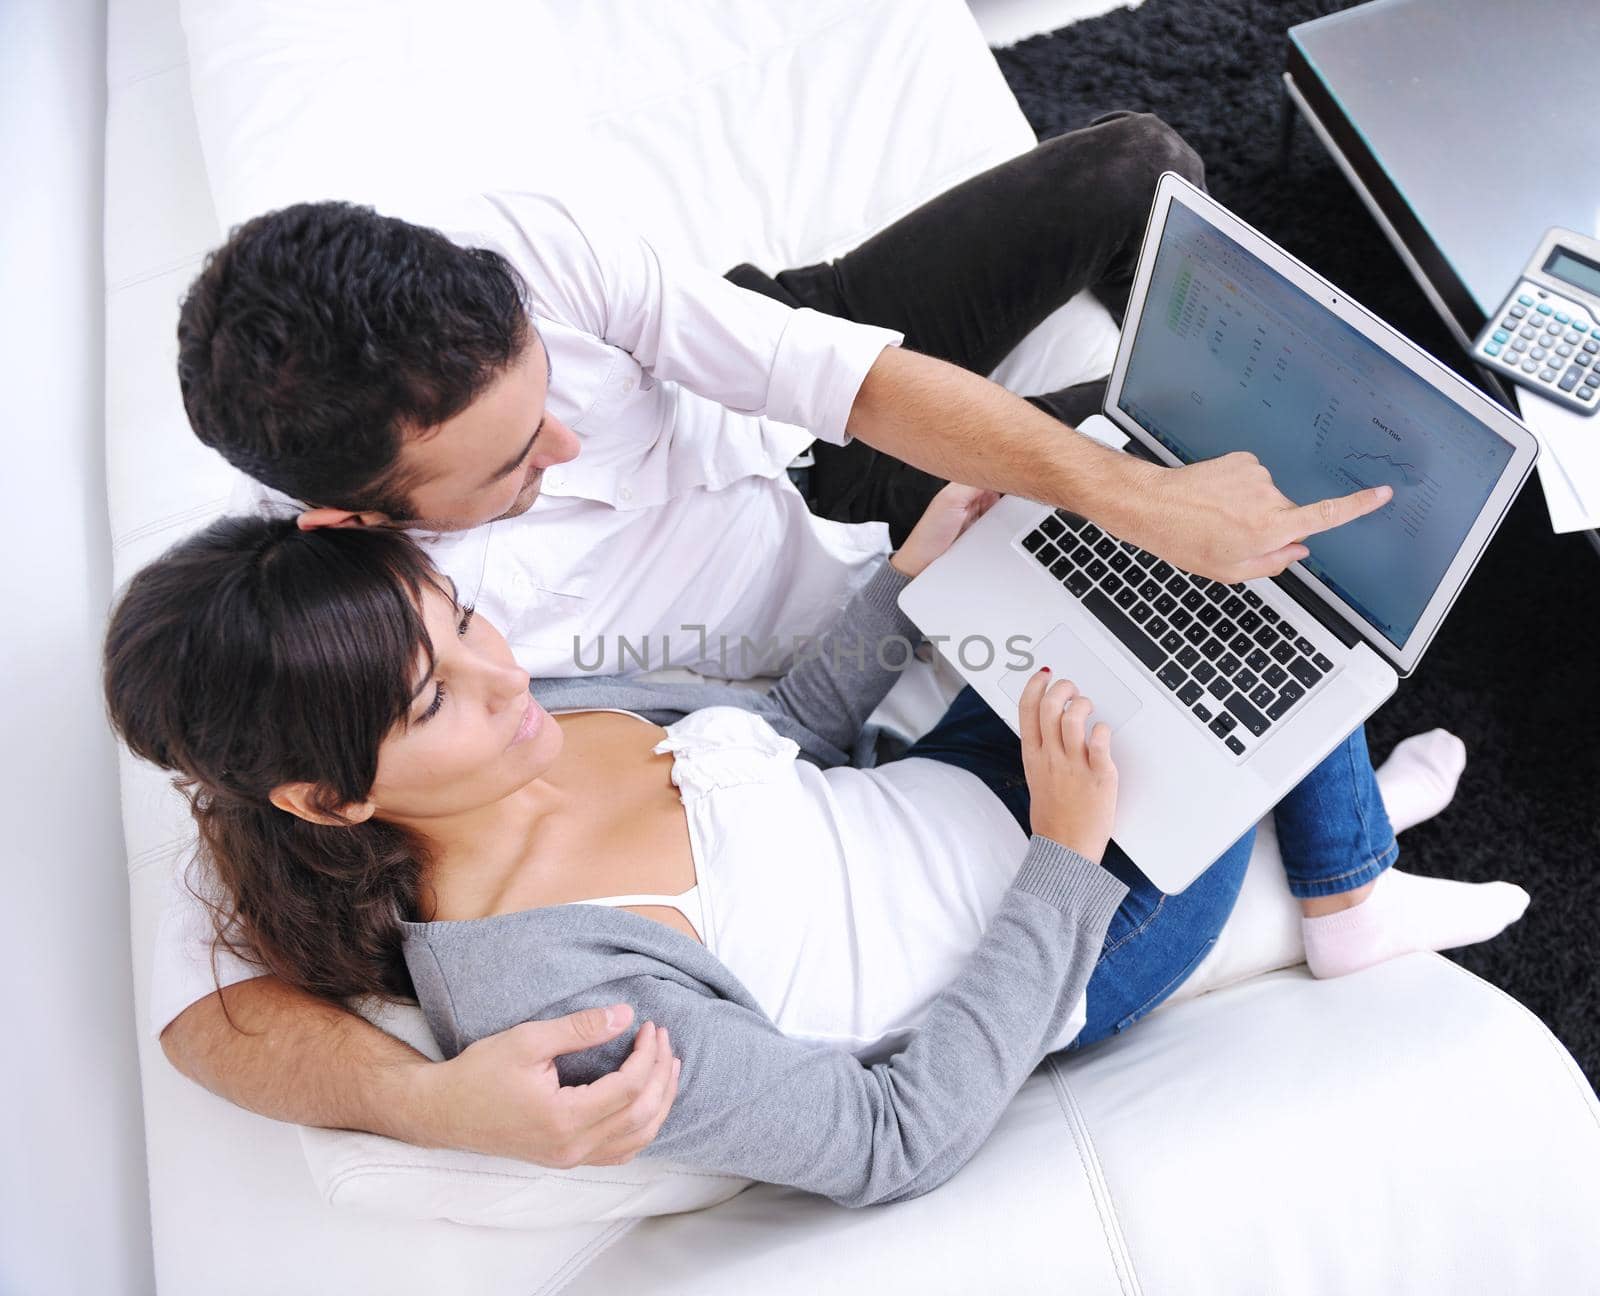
[563,707,1089,1058]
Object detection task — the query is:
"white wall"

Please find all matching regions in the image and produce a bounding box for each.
[0,1,155,1292]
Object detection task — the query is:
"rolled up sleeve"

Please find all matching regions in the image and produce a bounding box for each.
[765,307,901,447]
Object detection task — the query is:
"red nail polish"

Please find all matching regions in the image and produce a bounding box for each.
[1041,666,1051,673]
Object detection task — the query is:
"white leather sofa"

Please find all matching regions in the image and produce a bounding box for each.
[103,1,1600,1292]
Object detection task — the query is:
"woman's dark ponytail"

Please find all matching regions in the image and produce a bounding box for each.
[104,515,447,1002]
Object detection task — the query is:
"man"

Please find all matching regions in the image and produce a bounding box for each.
[159,113,1390,1172]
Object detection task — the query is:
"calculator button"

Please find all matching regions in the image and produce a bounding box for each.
[1546,322,1562,335]
[1518,293,1535,306]
[1540,368,1559,382]
[1577,353,1592,366]
[1558,344,1574,357]
[1566,332,1582,345]
[1580,387,1597,401]
[1484,343,1502,356]
[1492,329,1510,343]
[1560,370,1582,391]
[1511,337,1527,351]
[1511,304,1529,318]
[1586,340,1599,353]
[1531,346,1547,360]
[1574,321,1588,333]
[1500,318,1519,331]
[1556,312,1571,324]
[1522,360,1539,373]
[1537,303,1554,314]
[1521,325,1539,339]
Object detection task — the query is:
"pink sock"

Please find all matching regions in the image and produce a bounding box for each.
[1301,868,1531,979]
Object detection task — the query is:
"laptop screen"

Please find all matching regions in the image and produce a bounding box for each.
[1116,201,1514,650]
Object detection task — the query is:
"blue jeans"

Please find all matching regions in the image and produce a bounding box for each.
[902,687,1399,1049]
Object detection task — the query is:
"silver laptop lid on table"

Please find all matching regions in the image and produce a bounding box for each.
[1104,174,1539,677]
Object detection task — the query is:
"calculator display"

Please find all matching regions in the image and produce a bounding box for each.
[1543,247,1600,299]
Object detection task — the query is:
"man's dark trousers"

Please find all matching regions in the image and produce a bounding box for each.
[725,111,1207,544]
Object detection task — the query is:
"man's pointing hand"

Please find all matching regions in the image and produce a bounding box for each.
[1117,450,1392,583]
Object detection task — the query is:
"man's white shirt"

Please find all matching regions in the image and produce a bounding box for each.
[151,192,902,1035]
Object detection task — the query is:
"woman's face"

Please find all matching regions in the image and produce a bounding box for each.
[365,576,563,822]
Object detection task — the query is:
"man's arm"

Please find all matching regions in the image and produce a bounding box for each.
[162,976,679,1168]
[845,346,1392,584]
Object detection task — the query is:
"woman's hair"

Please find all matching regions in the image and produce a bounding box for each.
[104,514,449,1002]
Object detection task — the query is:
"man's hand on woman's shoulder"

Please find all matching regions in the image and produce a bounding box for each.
[160,978,679,1170]
[413,1007,681,1168]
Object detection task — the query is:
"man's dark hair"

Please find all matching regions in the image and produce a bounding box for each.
[177,201,531,515]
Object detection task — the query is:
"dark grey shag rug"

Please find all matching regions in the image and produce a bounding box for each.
[994,0,1600,1087]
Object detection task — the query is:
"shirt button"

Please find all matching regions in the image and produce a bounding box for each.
[619,486,634,502]
[621,377,635,393]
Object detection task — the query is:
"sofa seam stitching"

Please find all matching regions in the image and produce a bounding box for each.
[106,251,207,295]
[112,495,232,551]
[108,58,190,92]
[1045,1054,1143,1295]
[532,1218,641,1296]
[324,1160,746,1192]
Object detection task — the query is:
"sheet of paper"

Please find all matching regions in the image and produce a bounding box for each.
[1517,393,1600,532]
[1075,412,1131,451]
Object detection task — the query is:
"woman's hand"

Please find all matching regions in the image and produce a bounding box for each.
[889,482,1001,579]
[1018,670,1118,863]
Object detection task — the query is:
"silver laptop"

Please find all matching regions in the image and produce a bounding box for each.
[899,173,1538,893]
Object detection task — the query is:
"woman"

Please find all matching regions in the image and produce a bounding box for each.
[103,488,1526,1207]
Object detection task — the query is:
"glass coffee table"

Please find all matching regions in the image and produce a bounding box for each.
[1283,0,1600,548]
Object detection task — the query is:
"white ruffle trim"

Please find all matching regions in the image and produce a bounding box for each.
[653,706,801,798]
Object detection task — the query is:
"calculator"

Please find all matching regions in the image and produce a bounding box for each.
[1475,227,1600,415]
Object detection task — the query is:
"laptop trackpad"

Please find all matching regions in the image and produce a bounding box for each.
[997,624,1143,735]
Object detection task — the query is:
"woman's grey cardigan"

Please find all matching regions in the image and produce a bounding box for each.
[400,561,1128,1208]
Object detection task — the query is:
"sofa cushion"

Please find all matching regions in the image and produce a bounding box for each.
[177,0,1120,394]
[559,955,1600,1294]
[182,0,1033,272]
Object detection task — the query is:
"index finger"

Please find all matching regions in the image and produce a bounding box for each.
[1281,483,1392,541]
[1018,667,1050,750]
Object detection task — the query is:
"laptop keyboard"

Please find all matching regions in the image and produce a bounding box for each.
[1021,510,1337,759]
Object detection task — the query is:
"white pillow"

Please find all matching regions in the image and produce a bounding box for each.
[180,0,1034,271]
[299,998,751,1228]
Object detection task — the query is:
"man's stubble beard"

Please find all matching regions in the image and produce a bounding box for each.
[492,467,544,523]
[391,468,543,535]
